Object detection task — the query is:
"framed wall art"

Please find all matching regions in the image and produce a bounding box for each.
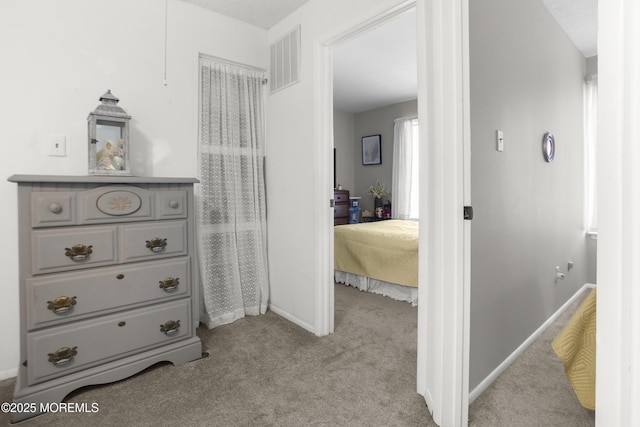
[362,134,381,165]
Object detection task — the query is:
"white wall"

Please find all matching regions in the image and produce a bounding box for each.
[0,0,267,378]
[266,0,410,332]
[469,0,589,390]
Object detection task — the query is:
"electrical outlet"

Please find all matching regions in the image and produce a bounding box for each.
[49,135,67,157]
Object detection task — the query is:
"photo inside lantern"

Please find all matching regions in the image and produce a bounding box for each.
[95,120,126,171]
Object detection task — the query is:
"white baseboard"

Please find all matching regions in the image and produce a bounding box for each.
[0,368,18,382]
[268,303,316,335]
[469,283,596,404]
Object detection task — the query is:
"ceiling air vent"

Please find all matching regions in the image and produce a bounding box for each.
[269,25,301,93]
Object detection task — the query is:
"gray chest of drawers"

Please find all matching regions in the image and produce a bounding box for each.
[8,175,202,422]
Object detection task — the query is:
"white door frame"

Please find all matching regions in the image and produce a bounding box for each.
[314,0,418,337]
[315,0,470,425]
[415,0,470,425]
[596,1,640,425]
[316,1,640,425]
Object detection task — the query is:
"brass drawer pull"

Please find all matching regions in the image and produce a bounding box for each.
[48,346,77,367]
[145,237,167,253]
[160,320,180,336]
[159,277,180,292]
[47,296,77,315]
[64,244,93,261]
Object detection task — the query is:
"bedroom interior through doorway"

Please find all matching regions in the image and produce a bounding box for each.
[329,0,419,370]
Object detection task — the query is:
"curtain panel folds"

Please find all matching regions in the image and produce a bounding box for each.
[584,77,598,232]
[392,117,420,220]
[197,57,269,328]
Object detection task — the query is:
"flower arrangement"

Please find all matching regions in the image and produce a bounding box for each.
[368,180,389,198]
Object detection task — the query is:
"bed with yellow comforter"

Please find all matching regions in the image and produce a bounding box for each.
[552,288,596,410]
[334,220,418,304]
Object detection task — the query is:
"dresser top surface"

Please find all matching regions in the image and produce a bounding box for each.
[8,175,199,184]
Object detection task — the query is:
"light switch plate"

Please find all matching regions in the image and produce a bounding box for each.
[496,130,504,152]
[49,135,67,157]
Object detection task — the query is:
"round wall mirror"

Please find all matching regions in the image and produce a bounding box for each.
[543,132,555,162]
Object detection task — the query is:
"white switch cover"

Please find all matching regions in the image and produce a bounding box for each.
[496,130,504,152]
[49,135,67,157]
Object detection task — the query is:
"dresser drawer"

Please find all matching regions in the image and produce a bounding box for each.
[31,226,118,275]
[157,190,188,219]
[27,299,192,386]
[334,191,349,203]
[26,258,191,330]
[78,186,153,224]
[334,203,349,218]
[121,221,188,262]
[31,192,76,228]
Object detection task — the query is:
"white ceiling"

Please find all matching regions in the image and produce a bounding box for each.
[181,0,311,29]
[333,11,417,114]
[542,0,598,58]
[182,0,597,113]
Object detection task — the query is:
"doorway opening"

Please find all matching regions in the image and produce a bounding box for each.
[328,0,422,403]
[331,6,419,325]
[317,1,471,425]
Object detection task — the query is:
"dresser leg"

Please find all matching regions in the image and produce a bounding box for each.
[12,338,201,422]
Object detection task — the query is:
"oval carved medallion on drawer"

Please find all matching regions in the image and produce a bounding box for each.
[96,191,142,216]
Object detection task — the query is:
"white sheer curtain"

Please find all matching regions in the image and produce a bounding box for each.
[197,57,269,328]
[392,117,420,219]
[584,76,598,232]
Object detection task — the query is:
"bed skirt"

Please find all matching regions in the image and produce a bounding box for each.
[334,270,418,306]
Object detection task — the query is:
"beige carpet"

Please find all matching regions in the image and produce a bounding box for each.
[468,288,596,427]
[0,284,593,426]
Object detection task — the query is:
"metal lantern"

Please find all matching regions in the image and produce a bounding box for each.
[87,90,131,175]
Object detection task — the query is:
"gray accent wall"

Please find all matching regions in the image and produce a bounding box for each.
[335,99,417,213]
[586,55,598,76]
[469,0,591,390]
